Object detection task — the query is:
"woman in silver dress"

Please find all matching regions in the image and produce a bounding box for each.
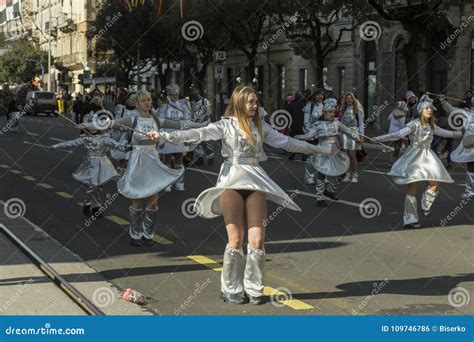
[372,96,462,228]
[52,114,129,218]
[295,98,352,207]
[147,86,335,305]
[339,92,365,183]
[78,90,204,247]
[440,95,474,201]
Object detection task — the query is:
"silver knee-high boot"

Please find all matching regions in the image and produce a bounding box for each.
[142,207,158,246]
[421,188,439,216]
[174,165,185,191]
[129,206,144,245]
[220,245,245,304]
[462,172,474,200]
[244,245,265,304]
[403,195,419,227]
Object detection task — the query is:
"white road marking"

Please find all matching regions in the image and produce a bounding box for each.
[26,132,39,136]
[287,189,362,208]
[49,137,65,142]
[187,167,219,176]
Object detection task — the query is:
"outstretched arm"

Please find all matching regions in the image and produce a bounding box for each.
[434,126,462,139]
[294,127,318,140]
[150,121,223,145]
[103,137,131,152]
[51,137,85,149]
[372,123,415,143]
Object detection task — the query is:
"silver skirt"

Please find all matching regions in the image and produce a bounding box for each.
[159,141,186,154]
[340,128,361,150]
[388,146,453,184]
[118,145,183,199]
[450,140,474,163]
[310,141,350,176]
[194,160,301,219]
[73,156,118,187]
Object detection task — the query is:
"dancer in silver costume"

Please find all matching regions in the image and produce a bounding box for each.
[340,92,365,183]
[158,84,192,192]
[296,98,351,207]
[440,95,474,200]
[373,96,462,228]
[79,90,204,247]
[51,114,129,218]
[189,85,214,166]
[302,88,324,185]
[147,86,335,305]
[110,91,137,175]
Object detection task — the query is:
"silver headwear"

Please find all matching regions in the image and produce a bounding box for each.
[416,94,436,113]
[166,84,180,96]
[322,98,338,112]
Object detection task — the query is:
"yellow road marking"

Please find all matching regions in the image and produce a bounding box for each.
[106,215,129,225]
[187,255,313,310]
[23,176,36,181]
[187,255,223,272]
[10,169,22,174]
[56,192,73,199]
[38,183,53,189]
[153,235,173,245]
[0,164,9,169]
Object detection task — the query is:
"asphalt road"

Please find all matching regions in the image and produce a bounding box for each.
[0,115,473,315]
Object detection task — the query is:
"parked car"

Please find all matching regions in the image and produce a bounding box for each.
[26,91,58,116]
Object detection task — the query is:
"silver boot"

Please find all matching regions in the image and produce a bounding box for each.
[421,188,439,217]
[129,206,144,246]
[304,158,316,184]
[142,207,158,246]
[462,172,474,200]
[174,165,185,191]
[403,195,420,228]
[244,245,265,304]
[221,245,245,301]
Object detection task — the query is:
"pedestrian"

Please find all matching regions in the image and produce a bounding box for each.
[440,94,474,201]
[295,98,353,207]
[146,85,335,304]
[288,91,307,161]
[405,90,419,121]
[158,84,192,192]
[78,90,204,246]
[339,92,365,183]
[51,113,129,219]
[372,96,462,228]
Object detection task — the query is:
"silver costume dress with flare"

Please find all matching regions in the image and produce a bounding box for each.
[340,105,364,150]
[51,134,129,208]
[375,119,460,185]
[162,116,326,219]
[113,116,184,199]
[442,102,474,199]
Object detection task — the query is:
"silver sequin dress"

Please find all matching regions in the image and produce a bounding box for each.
[375,119,460,184]
[115,116,184,199]
[296,120,350,176]
[52,134,128,187]
[442,102,474,163]
[162,117,322,218]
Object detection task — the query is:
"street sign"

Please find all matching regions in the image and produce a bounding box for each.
[214,65,224,79]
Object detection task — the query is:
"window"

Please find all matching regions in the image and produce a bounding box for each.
[299,68,307,92]
[336,66,345,98]
[393,37,407,100]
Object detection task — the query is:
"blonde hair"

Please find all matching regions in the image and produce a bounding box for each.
[341,92,363,114]
[224,86,263,146]
[133,89,151,105]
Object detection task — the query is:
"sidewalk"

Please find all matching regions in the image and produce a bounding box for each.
[0,201,152,315]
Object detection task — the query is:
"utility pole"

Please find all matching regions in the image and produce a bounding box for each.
[47,0,52,91]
